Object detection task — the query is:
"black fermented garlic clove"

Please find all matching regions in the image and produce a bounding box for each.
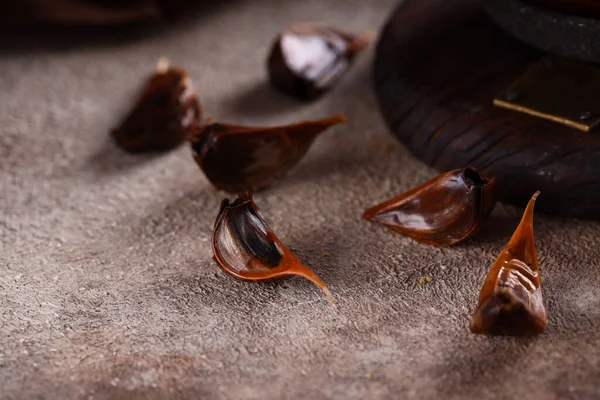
[111,58,201,152]
[363,168,497,246]
[190,114,346,193]
[212,192,334,304]
[267,25,373,101]
[471,191,547,336]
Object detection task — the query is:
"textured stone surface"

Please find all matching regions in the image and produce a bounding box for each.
[1,0,599,399]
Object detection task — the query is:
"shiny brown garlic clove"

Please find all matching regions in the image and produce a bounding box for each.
[267,25,373,101]
[212,192,334,304]
[471,191,546,336]
[363,168,496,246]
[111,58,201,152]
[190,113,346,193]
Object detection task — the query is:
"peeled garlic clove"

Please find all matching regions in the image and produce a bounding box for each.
[111,59,201,152]
[190,113,345,193]
[363,168,496,246]
[212,192,334,304]
[267,25,373,101]
[471,191,547,336]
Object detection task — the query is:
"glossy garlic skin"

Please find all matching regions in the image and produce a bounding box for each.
[211,192,334,303]
[191,114,345,193]
[212,193,284,277]
[363,168,496,246]
[111,63,201,152]
[471,191,547,336]
[267,25,371,101]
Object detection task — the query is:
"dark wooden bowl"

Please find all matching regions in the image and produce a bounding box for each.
[530,0,600,18]
[483,0,600,65]
[373,0,600,219]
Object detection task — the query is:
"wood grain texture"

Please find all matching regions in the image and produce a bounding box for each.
[374,0,600,218]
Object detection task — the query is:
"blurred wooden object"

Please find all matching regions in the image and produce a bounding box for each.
[374,0,600,218]
[529,0,600,18]
[483,0,600,65]
[0,0,162,25]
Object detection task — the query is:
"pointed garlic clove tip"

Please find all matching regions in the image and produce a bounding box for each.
[111,63,201,153]
[211,192,334,305]
[362,204,387,223]
[362,29,378,43]
[348,29,377,53]
[267,24,371,101]
[155,57,170,73]
[362,208,374,221]
[363,168,496,246]
[284,263,335,306]
[190,114,344,193]
[329,113,347,124]
[471,190,547,336]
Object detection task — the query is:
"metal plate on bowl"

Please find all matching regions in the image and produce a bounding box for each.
[494,57,600,132]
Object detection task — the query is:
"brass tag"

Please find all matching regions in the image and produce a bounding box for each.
[494,58,600,132]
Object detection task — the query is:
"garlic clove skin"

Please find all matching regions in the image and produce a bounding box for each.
[267,25,373,101]
[471,191,547,336]
[212,192,334,305]
[363,168,496,246]
[111,59,201,153]
[191,114,346,193]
